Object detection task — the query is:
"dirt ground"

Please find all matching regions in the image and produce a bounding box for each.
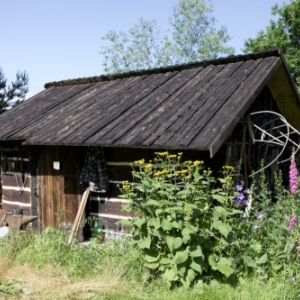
[0,259,120,299]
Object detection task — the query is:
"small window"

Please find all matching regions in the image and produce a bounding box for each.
[0,152,29,175]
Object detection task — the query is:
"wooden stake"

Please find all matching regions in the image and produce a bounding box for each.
[67,187,90,246]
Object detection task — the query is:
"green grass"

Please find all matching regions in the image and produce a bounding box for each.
[0,228,299,300]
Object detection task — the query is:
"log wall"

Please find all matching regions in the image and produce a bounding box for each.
[0,152,31,215]
[1,145,227,242]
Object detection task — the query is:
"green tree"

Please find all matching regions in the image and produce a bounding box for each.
[0,68,29,113]
[244,0,300,89]
[100,0,234,74]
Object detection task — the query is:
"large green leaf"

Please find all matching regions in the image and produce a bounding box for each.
[160,257,171,265]
[121,203,132,212]
[136,185,145,192]
[212,194,226,204]
[119,219,132,226]
[172,220,183,229]
[242,255,256,267]
[228,209,244,215]
[182,227,194,237]
[161,219,173,231]
[144,262,159,269]
[133,218,146,228]
[190,258,203,274]
[155,208,164,217]
[144,251,160,263]
[148,218,161,230]
[208,254,216,268]
[217,257,231,266]
[138,235,151,249]
[166,237,183,252]
[146,199,162,207]
[173,250,189,265]
[213,206,227,217]
[162,269,178,281]
[186,269,196,282]
[257,253,268,265]
[212,220,232,238]
[215,264,234,278]
[188,245,203,258]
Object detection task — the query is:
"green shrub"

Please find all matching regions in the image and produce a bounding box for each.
[120,151,300,287]
[119,152,246,287]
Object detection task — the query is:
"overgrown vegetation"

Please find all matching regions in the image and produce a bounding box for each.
[119,152,300,288]
[1,151,300,298]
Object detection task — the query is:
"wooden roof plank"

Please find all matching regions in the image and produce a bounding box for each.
[29,78,139,144]
[25,76,145,144]
[165,59,261,149]
[0,85,89,139]
[0,50,297,155]
[12,83,110,140]
[200,57,282,155]
[80,71,181,145]
[65,72,179,145]
[155,60,251,148]
[144,64,227,147]
[103,68,202,146]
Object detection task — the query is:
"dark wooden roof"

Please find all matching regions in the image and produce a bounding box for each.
[0,49,299,157]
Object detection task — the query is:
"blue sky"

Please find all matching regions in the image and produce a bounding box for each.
[0,0,289,98]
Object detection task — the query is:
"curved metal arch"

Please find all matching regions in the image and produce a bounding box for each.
[247,111,300,176]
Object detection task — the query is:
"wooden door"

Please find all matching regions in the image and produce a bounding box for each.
[37,146,82,230]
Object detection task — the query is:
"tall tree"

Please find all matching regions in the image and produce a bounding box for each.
[244,0,300,90]
[100,0,234,74]
[0,68,29,113]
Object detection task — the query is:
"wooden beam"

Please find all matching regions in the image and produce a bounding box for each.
[67,187,90,246]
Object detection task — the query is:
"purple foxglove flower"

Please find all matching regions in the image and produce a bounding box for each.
[244,188,250,194]
[257,212,263,219]
[252,223,258,229]
[234,197,241,205]
[235,184,243,191]
[241,217,247,222]
[242,199,248,206]
[289,154,298,195]
[238,193,245,200]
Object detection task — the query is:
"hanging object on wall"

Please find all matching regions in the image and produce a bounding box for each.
[79,147,109,193]
[247,111,300,176]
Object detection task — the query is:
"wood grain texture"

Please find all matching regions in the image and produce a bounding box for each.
[0,50,295,160]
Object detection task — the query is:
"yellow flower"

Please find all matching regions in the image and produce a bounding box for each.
[183,160,192,165]
[167,154,177,159]
[145,163,152,169]
[154,169,168,176]
[122,184,131,190]
[134,159,145,164]
[225,176,232,181]
[178,152,183,156]
[154,151,169,156]
[193,160,204,166]
[222,165,235,171]
[176,169,189,175]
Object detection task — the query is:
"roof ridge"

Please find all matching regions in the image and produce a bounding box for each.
[44,49,281,89]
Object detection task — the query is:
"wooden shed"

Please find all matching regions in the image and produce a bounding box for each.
[0,49,299,241]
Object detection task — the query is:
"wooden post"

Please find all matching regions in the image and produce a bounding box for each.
[67,187,90,246]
